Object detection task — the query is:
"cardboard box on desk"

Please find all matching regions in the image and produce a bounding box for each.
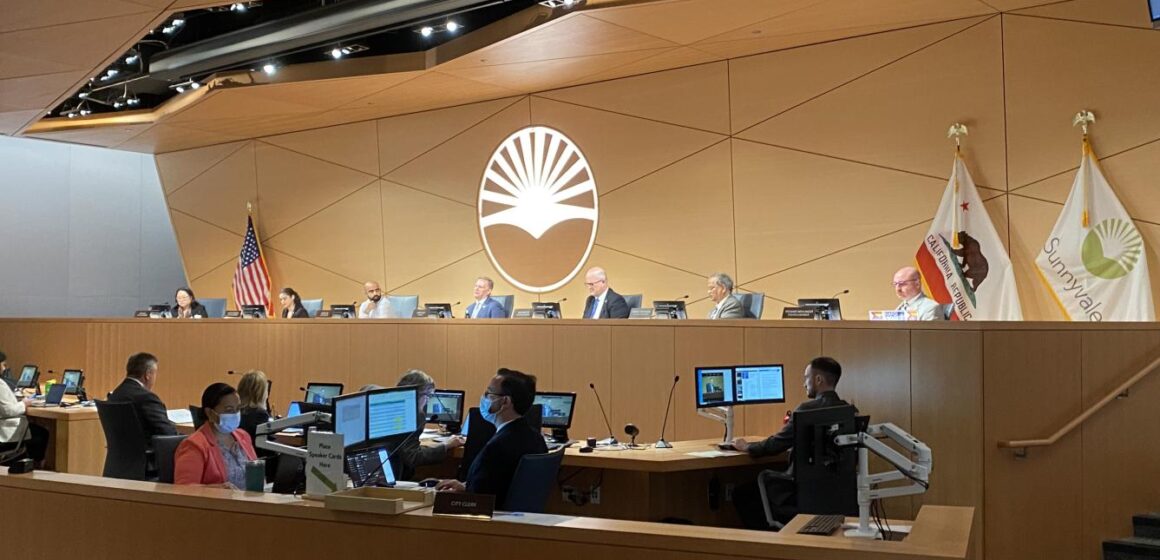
[325,486,435,515]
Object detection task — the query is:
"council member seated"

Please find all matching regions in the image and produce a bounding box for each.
[393,369,465,480]
[109,352,177,439]
[0,350,48,466]
[433,368,547,508]
[175,383,258,487]
[707,272,745,319]
[728,357,853,529]
[170,286,208,318]
[582,267,629,319]
[358,281,390,318]
[278,287,309,318]
[466,276,506,319]
[892,266,942,320]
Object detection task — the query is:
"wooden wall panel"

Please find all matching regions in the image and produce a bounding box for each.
[348,323,398,391]
[673,326,745,441]
[1079,330,1160,560]
[444,323,498,398]
[610,325,675,444]
[396,323,448,386]
[740,327,820,440]
[983,330,1083,560]
[552,325,611,442]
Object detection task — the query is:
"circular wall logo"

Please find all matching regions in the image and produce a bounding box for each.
[1082,218,1144,280]
[478,126,598,293]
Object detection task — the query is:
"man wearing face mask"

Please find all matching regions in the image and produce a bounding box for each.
[108,352,177,439]
[175,382,258,487]
[433,368,547,508]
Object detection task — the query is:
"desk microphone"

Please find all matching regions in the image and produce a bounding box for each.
[830,289,850,299]
[550,297,567,319]
[674,294,689,300]
[589,383,617,445]
[656,375,679,449]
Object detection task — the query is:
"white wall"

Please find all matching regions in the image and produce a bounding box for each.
[0,136,186,316]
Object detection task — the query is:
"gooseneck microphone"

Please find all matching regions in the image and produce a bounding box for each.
[589,383,617,445]
[656,375,680,449]
[830,289,850,299]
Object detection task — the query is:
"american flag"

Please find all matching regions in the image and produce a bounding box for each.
[232,215,271,314]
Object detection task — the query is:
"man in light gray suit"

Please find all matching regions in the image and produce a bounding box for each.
[707,273,745,319]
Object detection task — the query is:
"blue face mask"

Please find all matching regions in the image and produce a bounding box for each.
[479,394,499,425]
[216,411,241,433]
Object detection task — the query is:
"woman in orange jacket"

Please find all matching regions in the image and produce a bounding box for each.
[175,382,257,487]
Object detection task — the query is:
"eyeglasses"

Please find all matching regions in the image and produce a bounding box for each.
[891,280,919,287]
[483,390,509,398]
[584,280,605,287]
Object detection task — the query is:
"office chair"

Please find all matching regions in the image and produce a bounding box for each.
[525,403,543,432]
[200,298,227,318]
[301,299,324,318]
[942,303,954,320]
[493,295,515,318]
[152,435,188,484]
[188,405,206,429]
[503,447,566,513]
[623,294,643,311]
[738,292,765,319]
[387,295,419,318]
[95,400,154,481]
[0,417,30,465]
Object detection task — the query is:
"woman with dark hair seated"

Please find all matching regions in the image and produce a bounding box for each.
[171,287,208,319]
[278,287,309,319]
[175,382,258,487]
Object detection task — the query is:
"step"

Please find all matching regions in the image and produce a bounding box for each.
[1136,513,1160,540]
[1104,537,1160,560]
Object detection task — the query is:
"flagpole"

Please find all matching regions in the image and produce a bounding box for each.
[947,123,969,249]
[1073,110,1095,228]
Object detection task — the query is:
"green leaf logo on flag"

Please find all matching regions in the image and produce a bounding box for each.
[1082,218,1144,280]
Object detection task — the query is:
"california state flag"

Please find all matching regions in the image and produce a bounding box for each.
[1035,140,1154,321]
[915,154,1023,320]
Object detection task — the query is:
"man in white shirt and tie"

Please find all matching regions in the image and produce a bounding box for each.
[707,273,746,319]
[892,267,943,321]
[358,281,391,318]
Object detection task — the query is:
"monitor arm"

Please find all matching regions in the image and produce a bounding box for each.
[254,411,332,459]
[833,422,932,539]
[697,406,735,443]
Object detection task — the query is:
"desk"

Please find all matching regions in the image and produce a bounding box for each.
[0,467,975,560]
[24,405,104,476]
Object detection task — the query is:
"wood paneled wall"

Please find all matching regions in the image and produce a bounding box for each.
[2,318,1157,560]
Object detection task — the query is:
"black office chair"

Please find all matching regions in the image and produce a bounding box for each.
[623,294,643,311]
[503,447,566,513]
[95,400,154,480]
[188,405,206,429]
[0,417,30,465]
[757,406,860,528]
[525,403,543,432]
[941,303,954,320]
[738,292,765,319]
[152,434,187,484]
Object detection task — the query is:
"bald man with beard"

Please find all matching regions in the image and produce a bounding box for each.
[892,267,942,321]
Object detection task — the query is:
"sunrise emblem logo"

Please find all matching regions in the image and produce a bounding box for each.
[478,126,598,293]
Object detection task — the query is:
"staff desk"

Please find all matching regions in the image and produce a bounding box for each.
[0,467,975,560]
[24,405,104,476]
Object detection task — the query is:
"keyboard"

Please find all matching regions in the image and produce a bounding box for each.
[797,514,846,535]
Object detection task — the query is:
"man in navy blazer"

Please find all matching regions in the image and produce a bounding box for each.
[582,267,630,319]
[465,277,507,319]
[435,368,547,509]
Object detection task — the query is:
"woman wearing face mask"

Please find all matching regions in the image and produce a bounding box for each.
[174,382,257,487]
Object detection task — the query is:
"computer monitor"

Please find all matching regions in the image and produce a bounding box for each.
[695,366,734,408]
[241,304,266,318]
[1152,0,1160,27]
[367,386,419,442]
[533,392,576,428]
[796,298,842,320]
[531,302,561,319]
[330,304,357,318]
[653,300,687,319]
[16,365,39,390]
[61,369,84,395]
[332,392,368,449]
[426,390,464,425]
[733,365,785,405]
[304,382,343,404]
[286,401,303,418]
[792,405,859,516]
[424,303,454,318]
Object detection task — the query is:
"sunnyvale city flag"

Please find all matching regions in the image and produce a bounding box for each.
[1035,140,1154,321]
[232,214,272,315]
[916,154,1023,320]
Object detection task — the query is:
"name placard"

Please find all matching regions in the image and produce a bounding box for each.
[433,491,494,519]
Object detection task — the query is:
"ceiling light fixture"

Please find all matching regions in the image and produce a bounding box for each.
[330,48,343,59]
[262,63,277,75]
[420,26,434,37]
[446,21,460,32]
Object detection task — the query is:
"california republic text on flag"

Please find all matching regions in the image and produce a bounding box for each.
[1035,140,1154,321]
[915,154,1023,320]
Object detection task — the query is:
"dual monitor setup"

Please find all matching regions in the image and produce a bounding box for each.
[2,365,86,400]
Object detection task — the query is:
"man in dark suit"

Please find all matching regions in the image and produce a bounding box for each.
[465,276,507,319]
[727,356,852,529]
[582,267,630,319]
[108,352,177,439]
[435,368,547,509]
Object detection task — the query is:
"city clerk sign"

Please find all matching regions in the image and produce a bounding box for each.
[477,126,598,293]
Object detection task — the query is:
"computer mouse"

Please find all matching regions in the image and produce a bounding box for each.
[579,446,594,453]
[418,478,440,488]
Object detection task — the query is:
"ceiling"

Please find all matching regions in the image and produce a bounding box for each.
[0,0,1123,153]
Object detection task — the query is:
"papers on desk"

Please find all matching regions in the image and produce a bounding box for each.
[167,409,193,424]
[419,432,440,441]
[686,450,742,458]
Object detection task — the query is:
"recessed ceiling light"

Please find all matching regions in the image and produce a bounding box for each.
[262,63,277,75]
[330,48,343,59]
[420,26,434,37]
[446,21,460,32]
